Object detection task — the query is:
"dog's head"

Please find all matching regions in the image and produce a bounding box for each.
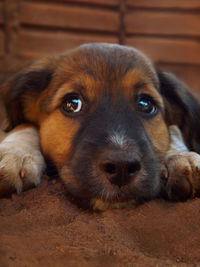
[1,43,200,209]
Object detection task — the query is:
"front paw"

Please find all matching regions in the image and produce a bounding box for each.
[0,143,46,196]
[161,151,200,201]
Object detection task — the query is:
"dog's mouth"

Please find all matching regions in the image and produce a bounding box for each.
[89,184,139,211]
[88,176,156,210]
[59,163,159,210]
[70,184,140,211]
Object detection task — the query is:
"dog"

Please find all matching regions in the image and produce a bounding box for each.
[0,43,200,210]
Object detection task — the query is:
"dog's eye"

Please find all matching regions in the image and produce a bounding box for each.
[136,95,157,115]
[62,94,82,113]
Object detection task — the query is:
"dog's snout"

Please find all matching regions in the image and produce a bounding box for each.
[99,151,141,187]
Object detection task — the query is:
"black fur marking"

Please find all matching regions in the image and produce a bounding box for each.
[158,70,200,153]
[2,69,53,130]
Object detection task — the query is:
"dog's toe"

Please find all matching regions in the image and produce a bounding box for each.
[162,151,200,201]
[0,144,45,196]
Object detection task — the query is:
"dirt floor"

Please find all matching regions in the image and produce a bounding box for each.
[0,176,200,267]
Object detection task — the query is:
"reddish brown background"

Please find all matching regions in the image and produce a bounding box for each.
[0,0,200,94]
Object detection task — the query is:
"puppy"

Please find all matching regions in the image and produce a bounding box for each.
[0,43,200,209]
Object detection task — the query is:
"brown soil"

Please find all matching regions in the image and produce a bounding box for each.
[1,176,200,267]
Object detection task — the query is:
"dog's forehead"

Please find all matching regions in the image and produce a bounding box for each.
[48,44,162,111]
[61,43,159,88]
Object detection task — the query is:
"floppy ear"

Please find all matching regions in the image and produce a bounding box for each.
[0,67,53,131]
[158,71,200,153]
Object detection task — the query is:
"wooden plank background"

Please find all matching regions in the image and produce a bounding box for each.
[0,0,200,94]
[0,1,4,56]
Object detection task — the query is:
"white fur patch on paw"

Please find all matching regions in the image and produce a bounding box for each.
[0,142,45,195]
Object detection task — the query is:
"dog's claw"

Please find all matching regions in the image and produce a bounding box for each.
[183,167,190,175]
[161,168,168,180]
[20,168,27,179]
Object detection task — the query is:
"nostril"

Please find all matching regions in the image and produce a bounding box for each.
[100,160,141,177]
[99,151,141,187]
[102,162,116,175]
[127,161,141,175]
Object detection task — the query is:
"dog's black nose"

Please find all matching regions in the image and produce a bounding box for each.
[99,151,141,187]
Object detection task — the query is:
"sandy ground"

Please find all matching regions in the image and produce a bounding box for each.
[1,176,200,267]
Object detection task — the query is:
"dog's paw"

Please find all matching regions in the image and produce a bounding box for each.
[0,143,46,196]
[161,151,200,201]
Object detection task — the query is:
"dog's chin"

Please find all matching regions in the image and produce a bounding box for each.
[90,198,138,211]
[67,185,140,211]
[89,185,157,211]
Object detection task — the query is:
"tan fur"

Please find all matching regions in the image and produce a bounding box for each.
[40,110,80,165]
[0,43,199,207]
[122,70,170,157]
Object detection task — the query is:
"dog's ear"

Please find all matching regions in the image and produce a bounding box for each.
[158,70,200,153]
[0,67,53,131]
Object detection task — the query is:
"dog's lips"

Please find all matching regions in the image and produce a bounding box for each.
[60,162,158,208]
[60,164,135,198]
[96,183,133,201]
[89,183,140,210]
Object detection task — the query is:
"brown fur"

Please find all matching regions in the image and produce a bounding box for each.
[39,69,170,167]
[2,45,171,166]
[1,43,200,208]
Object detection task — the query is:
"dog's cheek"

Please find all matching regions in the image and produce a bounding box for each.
[39,110,80,165]
[143,114,170,157]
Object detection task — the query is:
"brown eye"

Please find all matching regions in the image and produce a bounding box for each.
[136,94,158,116]
[62,93,83,114]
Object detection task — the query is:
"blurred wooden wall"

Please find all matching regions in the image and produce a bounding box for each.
[0,0,200,93]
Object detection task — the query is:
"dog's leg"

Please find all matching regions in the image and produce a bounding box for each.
[0,125,46,196]
[161,125,200,200]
